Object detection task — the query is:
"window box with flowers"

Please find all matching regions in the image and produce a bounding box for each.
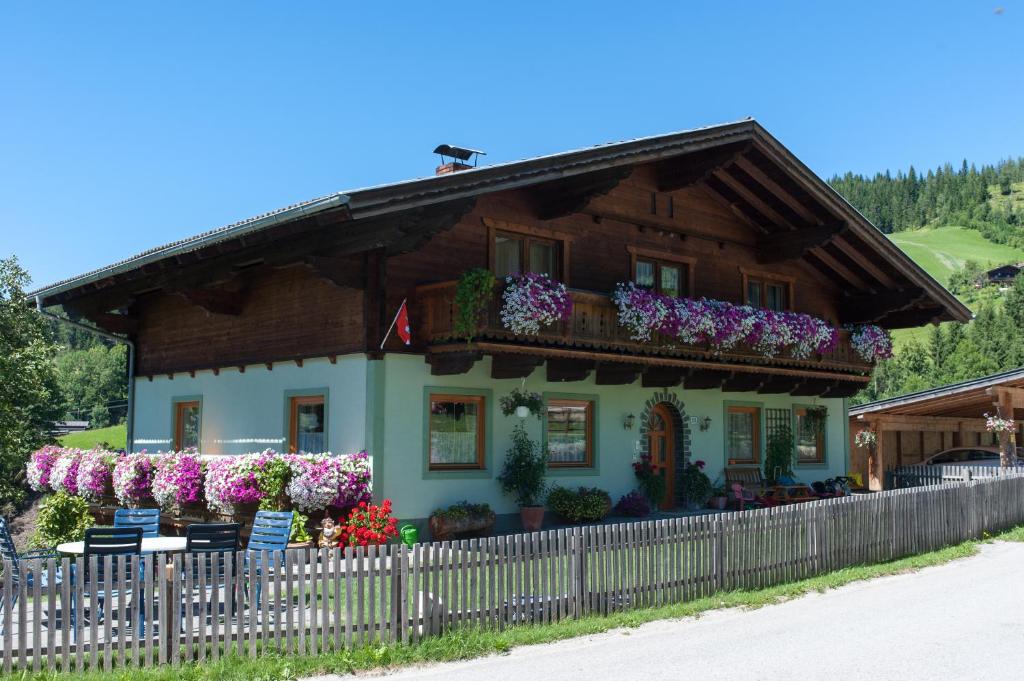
[500,273,573,336]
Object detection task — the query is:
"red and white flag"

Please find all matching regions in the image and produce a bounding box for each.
[381,299,412,348]
[395,300,411,345]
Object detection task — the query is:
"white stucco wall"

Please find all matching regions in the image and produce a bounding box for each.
[132,356,368,456]
[378,354,851,520]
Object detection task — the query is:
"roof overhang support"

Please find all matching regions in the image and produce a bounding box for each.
[655,143,750,192]
[839,288,926,325]
[755,224,849,264]
[530,167,633,220]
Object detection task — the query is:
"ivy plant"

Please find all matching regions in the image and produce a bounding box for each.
[454,268,497,342]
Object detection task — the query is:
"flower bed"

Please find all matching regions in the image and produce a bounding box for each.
[25,446,373,519]
[612,283,842,359]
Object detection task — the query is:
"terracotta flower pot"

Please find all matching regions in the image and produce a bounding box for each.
[520,506,545,532]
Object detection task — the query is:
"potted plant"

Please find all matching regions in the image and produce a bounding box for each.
[707,481,728,510]
[614,490,651,517]
[428,501,496,540]
[499,388,544,419]
[152,450,205,517]
[764,425,795,484]
[803,406,828,435]
[547,486,612,523]
[288,511,314,549]
[497,423,548,531]
[632,453,666,506]
[454,268,497,342]
[113,452,157,509]
[680,459,713,510]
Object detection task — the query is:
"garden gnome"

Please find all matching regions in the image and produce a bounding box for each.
[318,516,341,549]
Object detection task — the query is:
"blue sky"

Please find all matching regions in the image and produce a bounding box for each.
[2,1,1022,289]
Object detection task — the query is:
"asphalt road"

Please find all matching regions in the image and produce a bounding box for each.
[344,541,1024,681]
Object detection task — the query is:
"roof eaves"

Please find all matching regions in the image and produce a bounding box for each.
[849,367,1024,415]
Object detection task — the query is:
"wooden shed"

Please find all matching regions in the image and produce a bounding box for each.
[849,368,1024,490]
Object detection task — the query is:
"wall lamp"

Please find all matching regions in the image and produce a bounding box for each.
[623,413,636,430]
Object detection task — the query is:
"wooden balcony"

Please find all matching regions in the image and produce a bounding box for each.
[414,281,873,394]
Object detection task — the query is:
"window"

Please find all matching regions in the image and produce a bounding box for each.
[288,395,326,453]
[546,399,594,467]
[794,407,825,464]
[428,394,486,470]
[745,278,789,311]
[635,258,689,298]
[726,405,761,463]
[494,231,561,278]
[173,400,201,451]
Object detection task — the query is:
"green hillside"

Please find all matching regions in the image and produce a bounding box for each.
[58,424,126,450]
[889,226,1024,286]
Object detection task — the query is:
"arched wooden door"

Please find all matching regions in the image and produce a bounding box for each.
[646,404,675,509]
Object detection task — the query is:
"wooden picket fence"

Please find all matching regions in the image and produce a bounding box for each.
[3,469,1024,672]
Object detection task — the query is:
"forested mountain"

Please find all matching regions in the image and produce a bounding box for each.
[835,156,1024,405]
[829,157,1024,248]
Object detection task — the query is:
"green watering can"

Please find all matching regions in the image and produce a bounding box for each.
[399,524,419,548]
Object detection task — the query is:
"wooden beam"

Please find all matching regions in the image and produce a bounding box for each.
[546,358,594,383]
[790,379,836,396]
[490,354,543,380]
[986,386,1024,410]
[682,369,730,390]
[822,382,863,398]
[756,224,848,264]
[78,311,138,335]
[757,376,804,394]
[807,247,872,290]
[303,255,365,289]
[839,288,925,325]
[731,155,823,226]
[175,287,245,316]
[721,373,766,392]
[859,413,1018,433]
[876,306,946,329]
[427,352,481,376]
[830,236,899,289]
[712,168,802,231]
[530,167,632,220]
[595,363,642,385]
[655,143,749,192]
[699,180,771,234]
[364,249,385,354]
[641,367,686,388]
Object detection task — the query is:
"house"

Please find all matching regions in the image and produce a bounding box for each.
[986,264,1020,286]
[849,368,1024,490]
[30,119,969,524]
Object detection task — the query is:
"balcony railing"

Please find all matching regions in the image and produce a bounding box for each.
[414,281,874,375]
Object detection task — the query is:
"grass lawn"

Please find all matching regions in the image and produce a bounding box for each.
[888,226,1024,347]
[57,424,126,450]
[6,525,1023,681]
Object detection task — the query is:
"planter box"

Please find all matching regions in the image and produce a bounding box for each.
[428,512,496,541]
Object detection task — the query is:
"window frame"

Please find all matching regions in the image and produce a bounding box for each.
[793,405,826,465]
[724,403,763,465]
[493,230,562,279]
[484,218,572,284]
[544,398,595,469]
[426,392,487,471]
[172,396,202,451]
[627,246,696,298]
[739,268,795,311]
[285,390,328,454]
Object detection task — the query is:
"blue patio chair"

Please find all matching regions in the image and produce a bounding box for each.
[182,523,240,628]
[0,517,60,633]
[71,526,143,637]
[113,508,161,538]
[246,510,293,610]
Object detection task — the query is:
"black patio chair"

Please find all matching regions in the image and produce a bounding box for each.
[0,517,60,633]
[182,523,241,627]
[72,526,144,636]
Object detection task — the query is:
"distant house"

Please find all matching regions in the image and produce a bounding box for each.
[986,264,1020,286]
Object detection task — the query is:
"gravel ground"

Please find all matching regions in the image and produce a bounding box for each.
[329,541,1024,681]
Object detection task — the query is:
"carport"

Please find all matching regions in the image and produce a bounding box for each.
[849,368,1024,490]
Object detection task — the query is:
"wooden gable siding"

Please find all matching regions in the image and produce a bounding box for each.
[384,168,841,328]
[135,265,364,375]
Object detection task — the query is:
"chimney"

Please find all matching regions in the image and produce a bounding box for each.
[433,144,485,176]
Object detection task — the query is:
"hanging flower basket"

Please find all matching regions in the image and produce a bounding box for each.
[500,273,573,335]
[803,406,828,435]
[854,429,877,449]
[499,388,544,419]
[984,413,1015,433]
[848,325,894,363]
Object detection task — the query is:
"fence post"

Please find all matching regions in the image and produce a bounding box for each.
[713,518,725,592]
[572,527,587,619]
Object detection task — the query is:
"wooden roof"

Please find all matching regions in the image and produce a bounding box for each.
[31,119,970,328]
[850,368,1024,419]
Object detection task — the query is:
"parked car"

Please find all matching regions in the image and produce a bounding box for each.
[923,446,1024,467]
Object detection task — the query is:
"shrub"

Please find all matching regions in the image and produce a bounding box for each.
[430,501,493,521]
[547,486,612,523]
[632,453,666,505]
[680,459,713,507]
[614,490,651,517]
[32,491,92,548]
[764,426,795,483]
[497,423,548,507]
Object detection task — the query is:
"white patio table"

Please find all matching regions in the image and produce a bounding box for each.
[56,536,187,555]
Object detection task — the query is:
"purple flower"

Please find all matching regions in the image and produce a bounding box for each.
[113,453,155,506]
[152,450,204,508]
[500,273,573,335]
[27,445,61,492]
